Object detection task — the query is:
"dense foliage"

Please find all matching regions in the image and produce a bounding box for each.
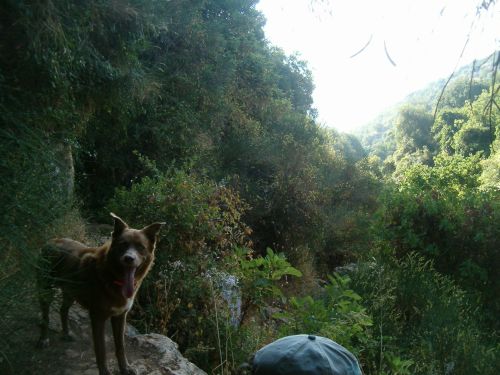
[1,1,499,374]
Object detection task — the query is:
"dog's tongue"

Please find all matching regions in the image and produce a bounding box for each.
[122,268,136,298]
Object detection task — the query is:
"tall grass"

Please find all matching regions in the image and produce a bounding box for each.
[0,125,82,373]
[351,252,499,375]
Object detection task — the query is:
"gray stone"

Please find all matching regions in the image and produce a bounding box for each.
[42,304,206,375]
[127,324,140,337]
[65,349,80,359]
[129,333,206,375]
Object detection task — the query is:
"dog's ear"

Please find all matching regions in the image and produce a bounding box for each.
[110,212,129,238]
[141,222,166,243]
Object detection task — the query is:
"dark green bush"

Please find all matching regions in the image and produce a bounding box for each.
[352,253,499,375]
[378,154,500,323]
[276,273,374,358]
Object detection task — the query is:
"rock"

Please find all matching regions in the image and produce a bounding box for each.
[127,324,140,337]
[65,349,80,359]
[334,263,358,274]
[130,334,206,375]
[31,304,206,375]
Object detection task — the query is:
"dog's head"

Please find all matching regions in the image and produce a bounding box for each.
[107,213,165,298]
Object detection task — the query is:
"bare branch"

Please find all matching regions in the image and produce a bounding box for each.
[468,59,476,111]
[350,34,373,59]
[383,40,397,67]
[486,51,498,147]
[433,15,477,123]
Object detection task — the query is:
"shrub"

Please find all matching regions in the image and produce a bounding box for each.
[377,154,500,323]
[352,252,499,375]
[276,273,374,358]
[107,170,302,372]
[107,170,249,333]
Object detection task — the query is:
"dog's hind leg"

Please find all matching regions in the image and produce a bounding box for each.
[37,284,54,348]
[60,291,75,341]
[37,252,55,348]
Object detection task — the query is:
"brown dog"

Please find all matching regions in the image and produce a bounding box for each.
[37,213,165,375]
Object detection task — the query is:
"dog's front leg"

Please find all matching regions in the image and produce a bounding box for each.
[111,313,136,375]
[90,311,110,375]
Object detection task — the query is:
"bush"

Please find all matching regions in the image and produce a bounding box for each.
[352,252,499,375]
[378,154,500,322]
[107,170,249,331]
[276,273,373,358]
[107,170,302,371]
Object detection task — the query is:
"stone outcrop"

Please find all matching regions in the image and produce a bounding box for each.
[31,303,206,375]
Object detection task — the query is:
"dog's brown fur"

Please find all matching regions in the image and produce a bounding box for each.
[37,213,165,375]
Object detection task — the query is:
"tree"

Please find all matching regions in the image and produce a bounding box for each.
[393,106,436,166]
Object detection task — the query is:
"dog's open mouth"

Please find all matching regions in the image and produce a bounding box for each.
[122,267,136,298]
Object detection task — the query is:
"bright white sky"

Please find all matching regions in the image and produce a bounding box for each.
[257,0,500,133]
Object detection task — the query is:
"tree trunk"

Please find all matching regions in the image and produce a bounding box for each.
[53,141,75,200]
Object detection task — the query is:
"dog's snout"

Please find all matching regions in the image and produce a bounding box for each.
[121,249,140,267]
[123,254,135,264]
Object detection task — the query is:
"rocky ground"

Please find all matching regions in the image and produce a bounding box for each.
[18,302,206,375]
[1,226,206,375]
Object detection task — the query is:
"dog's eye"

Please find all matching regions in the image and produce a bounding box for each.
[136,244,145,251]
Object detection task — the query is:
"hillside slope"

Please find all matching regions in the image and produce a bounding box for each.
[355,52,497,159]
